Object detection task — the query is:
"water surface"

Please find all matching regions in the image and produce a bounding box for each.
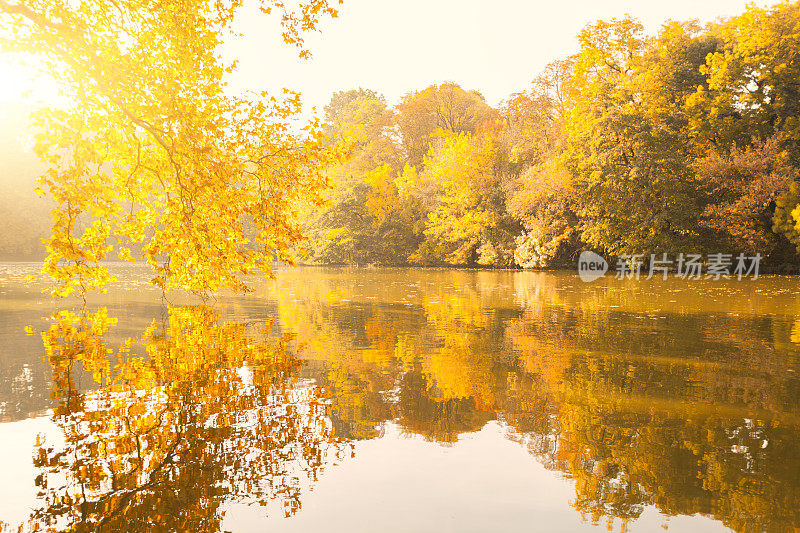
[1,264,799,532]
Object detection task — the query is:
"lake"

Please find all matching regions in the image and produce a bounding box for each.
[1,263,799,532]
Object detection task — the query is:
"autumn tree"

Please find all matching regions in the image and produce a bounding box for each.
[563,18,713,256]
[690,1,800,259]
[503,59,581,268]
[699,137,797,256]
[396,82,496,167]
[0,0,342,295]
[688,1,800,158]
[300,89,419,264]
[410,128,518,266]
[501,59,572,174]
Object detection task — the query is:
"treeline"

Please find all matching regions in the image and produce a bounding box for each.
[300,1,800,270]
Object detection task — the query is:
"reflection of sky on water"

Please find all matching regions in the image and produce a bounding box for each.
[0,419,730,532]
[222,421,727,533]
[0,417,62,526]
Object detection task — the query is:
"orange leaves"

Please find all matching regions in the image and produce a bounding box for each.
[364,164,401,224]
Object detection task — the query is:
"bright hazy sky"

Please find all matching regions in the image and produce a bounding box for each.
[0,0,776,114]
[223,0,774,115]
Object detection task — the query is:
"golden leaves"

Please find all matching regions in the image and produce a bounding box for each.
[1,0,342,297]
[32,305,348,531]
[264,0,343,59]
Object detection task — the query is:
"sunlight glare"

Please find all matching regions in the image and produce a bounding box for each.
[0,55,67,107]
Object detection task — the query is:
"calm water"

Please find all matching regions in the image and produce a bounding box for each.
[1,263,800,532]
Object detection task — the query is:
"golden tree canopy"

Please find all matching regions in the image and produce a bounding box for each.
[0,0,343,295]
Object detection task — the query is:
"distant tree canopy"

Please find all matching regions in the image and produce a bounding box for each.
[301,1,800,270]
[396,83,497,168]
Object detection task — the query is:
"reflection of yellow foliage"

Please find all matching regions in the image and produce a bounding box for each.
[30,306,348,532]
[271,269,800,531]
[424,294,489,330]
[505,320,571,390]
[42,308,118,402]
[361,310,400,368]
[790,319,800,343]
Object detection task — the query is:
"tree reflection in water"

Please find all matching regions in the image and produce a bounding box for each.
[272,271,800,532]
[7,270,800,532]
[28,305,350,533]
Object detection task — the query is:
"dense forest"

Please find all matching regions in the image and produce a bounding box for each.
[2,1,800,270]
[299,1,800,270]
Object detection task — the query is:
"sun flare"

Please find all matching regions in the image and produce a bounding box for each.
[0,55,65,107]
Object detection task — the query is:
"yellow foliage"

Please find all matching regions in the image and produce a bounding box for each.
[0,0,343,295]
